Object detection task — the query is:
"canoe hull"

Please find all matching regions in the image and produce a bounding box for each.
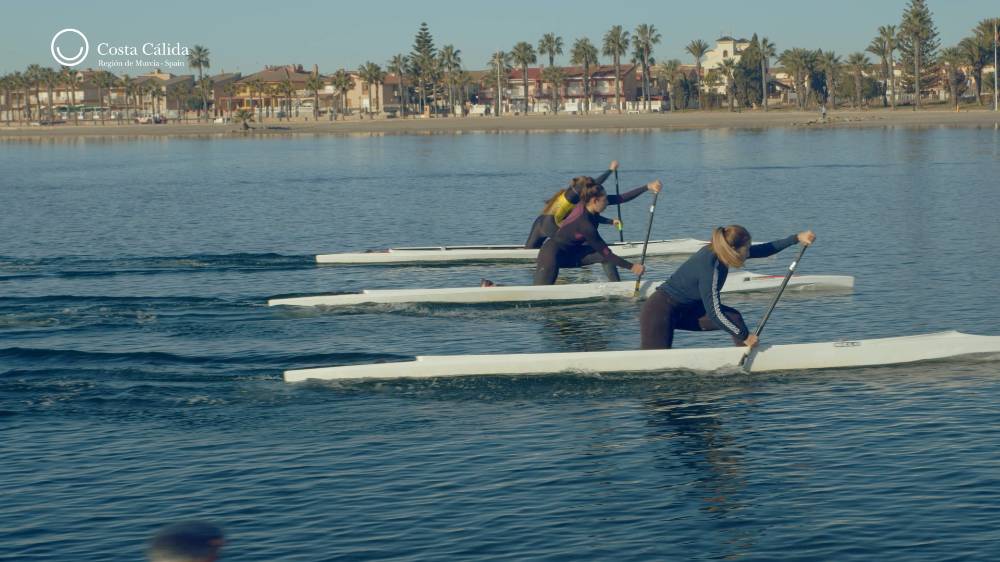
[268,273,854,307]
[283,331,1000,382]
[316,238,708,264]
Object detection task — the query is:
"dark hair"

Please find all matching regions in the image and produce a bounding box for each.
[541,176,594,211]
[148,521,224,562]
[580,179,606,205]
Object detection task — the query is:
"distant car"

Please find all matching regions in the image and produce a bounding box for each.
[213,116,231,124]
[136,115,153,124]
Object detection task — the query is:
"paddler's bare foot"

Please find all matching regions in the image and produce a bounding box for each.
[480,278,496,288]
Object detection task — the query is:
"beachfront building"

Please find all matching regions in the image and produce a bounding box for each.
[477,64,640,114]
[699,36,753,97]
[233,65,333,119]
[341,72,409,115]
[702,36,752,72]
[565,64,641,112]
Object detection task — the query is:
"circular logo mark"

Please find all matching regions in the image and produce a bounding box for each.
[51,28,89,67]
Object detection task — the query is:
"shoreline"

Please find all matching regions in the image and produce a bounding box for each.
[1,107,998,139]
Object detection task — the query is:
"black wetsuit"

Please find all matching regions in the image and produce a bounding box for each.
[533,203,636,285]
[639,235,799,349]
[524,169,649,249]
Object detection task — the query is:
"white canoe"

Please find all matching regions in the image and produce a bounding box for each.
[316,238,708,264]
[268,272,854,307]
[284,331,1000,382]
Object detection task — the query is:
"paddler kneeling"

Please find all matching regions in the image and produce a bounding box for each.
[524,160,658,249]
[533,179,662,285]
[639,225,815,349]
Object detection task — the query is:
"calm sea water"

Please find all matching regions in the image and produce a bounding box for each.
[2,126,1000,561]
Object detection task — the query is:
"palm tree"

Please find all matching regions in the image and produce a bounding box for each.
[958,19,996,106]
[168,81,190,123]
[372,65,385,114]
[778,49,803,109]
[9,72,25,124]
[455,70,475,113]
[603,26,630,113]
[141,81,155,116]
[222,82,237,120]
[939,46,966,109]
[279,78,293,120]
[489,50,512,116]
[60,67,81,124]
[685,39,710,109]
[359,63,375,115]
[387,54,409,118]
[759,37,776,111]
[867,34,891,107]
[198,76,214,120]
[234,108,254,130]
[187,45,210,121]
[306,73,323,120]
[634,24,661,111]
[570,37,599,113]
[878,26,899,109]
[511,41,537,113]
[120,74,135,122]
[39,68,60,123]
[719,58,738,111]
[538,34,564,113]
[846,52,870,108]
[438,45,462,116]
[818,50,842,110]
[656,60,682,110]
[0,74,11,126]
[538,33,564,68]
[91,71,113,124]
[541,65,566,113]
[24,64,44,121]
[151,86,164,117]
[331,70,355,116]
[248,78,264,122]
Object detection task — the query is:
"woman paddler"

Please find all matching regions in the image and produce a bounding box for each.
[639,225,815,349]
[533,178,662,285]
[524,160,658,249]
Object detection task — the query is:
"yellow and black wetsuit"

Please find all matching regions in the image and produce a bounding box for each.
[524,169,649,249]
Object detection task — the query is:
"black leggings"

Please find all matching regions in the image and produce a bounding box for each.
[533,241,621,285]
[524,215,558,249]
[640,290,748,349]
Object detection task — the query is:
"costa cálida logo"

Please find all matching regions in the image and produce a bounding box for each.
[50,28,192,70]
[51,28,89,67]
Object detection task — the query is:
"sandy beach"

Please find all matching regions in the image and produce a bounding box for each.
[1,107,998,139]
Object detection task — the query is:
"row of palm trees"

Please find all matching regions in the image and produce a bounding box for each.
[0,44,220,126]
[771,18,996,113]
[0,67,224,126]
[486,26,665,116]
[4,17,996,126]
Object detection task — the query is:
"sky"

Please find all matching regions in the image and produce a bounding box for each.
[1,0,997,75]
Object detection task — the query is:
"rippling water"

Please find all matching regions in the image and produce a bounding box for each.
[3,127,1000,560]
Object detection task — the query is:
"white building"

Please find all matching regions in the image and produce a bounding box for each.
[702,36,752,72]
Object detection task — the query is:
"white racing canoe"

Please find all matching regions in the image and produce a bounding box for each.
[316,238,708,264]
[284,331,1000,382]
[268,272,854,307]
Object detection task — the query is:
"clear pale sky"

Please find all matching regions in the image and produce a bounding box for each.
[1,0,996,74]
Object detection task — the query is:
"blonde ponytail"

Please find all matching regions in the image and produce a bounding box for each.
[710,225,751,268]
